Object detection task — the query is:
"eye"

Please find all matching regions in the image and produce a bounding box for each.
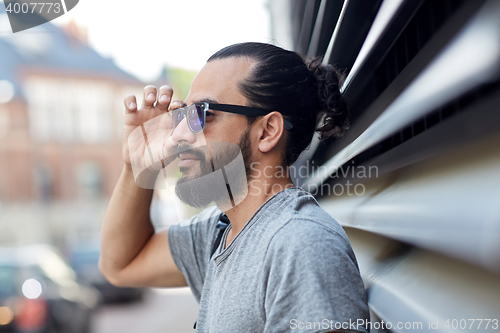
[205,111,215,118]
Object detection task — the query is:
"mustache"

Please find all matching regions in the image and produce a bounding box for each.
[175,145,208,161]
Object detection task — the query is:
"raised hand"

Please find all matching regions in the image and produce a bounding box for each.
[122,85,182,188]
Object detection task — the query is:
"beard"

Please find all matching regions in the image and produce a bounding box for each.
[174,129,254,210]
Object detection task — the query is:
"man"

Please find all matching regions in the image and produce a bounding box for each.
[100,42,369,333]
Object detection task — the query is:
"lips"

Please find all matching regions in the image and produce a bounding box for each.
[178,153,200,168]
[179,153,200,161]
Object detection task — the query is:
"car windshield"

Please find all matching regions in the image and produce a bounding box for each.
[0,266,18,297]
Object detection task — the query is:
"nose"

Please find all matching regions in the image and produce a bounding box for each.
[171,116,197,146]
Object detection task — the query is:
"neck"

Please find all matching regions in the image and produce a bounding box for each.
[217,163,295,242]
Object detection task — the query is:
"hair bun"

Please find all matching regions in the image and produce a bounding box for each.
[305,57,350,140]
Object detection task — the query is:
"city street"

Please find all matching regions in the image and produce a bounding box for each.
[91,287,199,333]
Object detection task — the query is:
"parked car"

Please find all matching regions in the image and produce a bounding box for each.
[69,242,144,303]
[0,244,99,333]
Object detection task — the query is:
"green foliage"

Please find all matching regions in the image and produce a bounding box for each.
[168,67,197,101]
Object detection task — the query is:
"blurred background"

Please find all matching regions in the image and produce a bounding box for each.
[0,1,274,332]
[1,0,500,332]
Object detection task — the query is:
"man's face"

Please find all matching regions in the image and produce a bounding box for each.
[172,57,256,208]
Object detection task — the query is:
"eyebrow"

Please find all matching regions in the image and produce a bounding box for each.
[192,98,219,104]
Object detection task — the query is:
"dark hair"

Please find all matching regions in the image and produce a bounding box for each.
[208,42,350,166]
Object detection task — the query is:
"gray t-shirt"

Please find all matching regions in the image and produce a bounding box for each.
[168,187,369,333]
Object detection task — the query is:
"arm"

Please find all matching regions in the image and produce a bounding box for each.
[99,85,186,288]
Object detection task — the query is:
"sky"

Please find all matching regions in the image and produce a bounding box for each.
[0,0,275,81]
[49,0,274,81]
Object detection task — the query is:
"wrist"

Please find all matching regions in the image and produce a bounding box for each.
[123,162,134,175]
[124,163,162,190]
[118,164,156,199]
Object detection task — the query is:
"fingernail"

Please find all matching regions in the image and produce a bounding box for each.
[129,102,136,109]
[148,93,155,100]
[160,95,169,103]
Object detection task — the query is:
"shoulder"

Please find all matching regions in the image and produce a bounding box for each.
[265,207,357,268]
[263,187,354,251]
[272,217,352,251]
[261,209,365,303]
[277,189,352,246]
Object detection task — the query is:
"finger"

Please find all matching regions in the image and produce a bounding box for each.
[156,85,174,111]
[142,85,157,109]
[124,94,137,113]
[169,99,184,111]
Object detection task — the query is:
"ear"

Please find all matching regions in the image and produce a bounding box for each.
[256,112,286,153]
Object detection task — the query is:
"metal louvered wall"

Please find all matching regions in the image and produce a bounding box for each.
[271,0,500,331]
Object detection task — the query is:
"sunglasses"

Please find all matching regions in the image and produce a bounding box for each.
[172,102,293,133]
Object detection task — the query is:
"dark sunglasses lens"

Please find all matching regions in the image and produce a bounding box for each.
[173,109,184,128]
[188,105,204,132]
